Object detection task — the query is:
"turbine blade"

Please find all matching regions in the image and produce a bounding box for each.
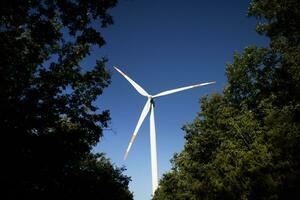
[124,99,151,160]
[114,66,149,97]
[150,104,158,195]
[153,81,215,98]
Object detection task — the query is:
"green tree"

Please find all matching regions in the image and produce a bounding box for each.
[0,0,132,199]
[153,0,300,199]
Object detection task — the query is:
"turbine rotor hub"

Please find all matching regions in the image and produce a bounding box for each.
[148,96,155,106]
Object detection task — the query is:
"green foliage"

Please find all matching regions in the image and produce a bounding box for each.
[0,0,132,199]
[153,0,300,199]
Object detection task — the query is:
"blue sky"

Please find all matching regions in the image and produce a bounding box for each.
[86,0,268,199]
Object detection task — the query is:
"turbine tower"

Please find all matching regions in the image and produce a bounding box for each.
[114,66,215,195]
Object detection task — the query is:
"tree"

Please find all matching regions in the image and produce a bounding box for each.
[0,0,132,199]
[153,0,300,199]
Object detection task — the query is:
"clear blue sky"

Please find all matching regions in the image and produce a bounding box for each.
[85,0,268,199]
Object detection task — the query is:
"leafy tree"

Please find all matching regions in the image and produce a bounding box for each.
[153,0,300,199]
[0,0,132,199]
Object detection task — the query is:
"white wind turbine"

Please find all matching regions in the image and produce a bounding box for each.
[114,66,215,195]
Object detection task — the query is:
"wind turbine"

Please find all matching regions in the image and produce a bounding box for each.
[114,66,215,195]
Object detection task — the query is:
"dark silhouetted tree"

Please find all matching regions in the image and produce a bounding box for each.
[0,0,132,199]
[153,0,300,199]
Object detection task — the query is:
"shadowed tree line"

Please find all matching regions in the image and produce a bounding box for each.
[0,0,132,199]
[153,0,300,199]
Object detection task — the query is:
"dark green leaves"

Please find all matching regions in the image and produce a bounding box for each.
[1,0,132,199]
[154,0,300,199]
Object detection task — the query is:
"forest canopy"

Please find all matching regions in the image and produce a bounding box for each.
[0,0,133,199]
[153,0,300,199]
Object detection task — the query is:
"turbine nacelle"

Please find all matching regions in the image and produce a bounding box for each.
[148,96,156,106]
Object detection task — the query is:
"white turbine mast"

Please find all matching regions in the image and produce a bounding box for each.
[114,66,215,195]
